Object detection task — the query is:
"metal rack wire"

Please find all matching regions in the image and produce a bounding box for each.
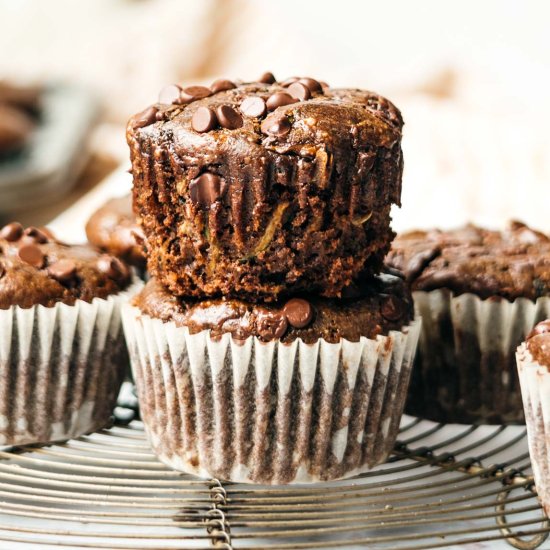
[0,414,548,549]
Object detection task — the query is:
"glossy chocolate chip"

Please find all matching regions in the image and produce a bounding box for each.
[280,76,299,87]
[261,115,292,137]
[23,226,49,244]
[192,107,218,133]
[18,244,45,268]
[283,298,313,328]
[48,259,77,283]
[527,320,550,340]
[189,173,222,208]
[0,222,23,241]
[158,84,182,104]
[288,81,311,101]
[258,71,276,84]
[180,86,212,104]
[257,311,288,340]
[298,77,323,94]
[210,79,236,93]
[380,295,405,322]
[132,106,158,129]
[240,96,267,118]
[266,92,297,111]
[97,255,128,280]
[216,105,243,130]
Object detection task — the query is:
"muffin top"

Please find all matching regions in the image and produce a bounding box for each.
[386,221,550,301]
[133,269,413,344]
[0,222,132,309]
[85,195,146,269]
[127,73,403,301]
[525,320,550,367]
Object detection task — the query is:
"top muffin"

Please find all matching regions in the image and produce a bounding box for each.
[386,221,550,301]
[0,222,132,309]
[127,73,403,301]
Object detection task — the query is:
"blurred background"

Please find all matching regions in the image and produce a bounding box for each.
[0,0,548,234]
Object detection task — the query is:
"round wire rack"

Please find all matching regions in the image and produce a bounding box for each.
[0,408,549,549]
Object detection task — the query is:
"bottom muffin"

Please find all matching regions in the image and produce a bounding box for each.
[123,273,421,484]
[517,321,550,516]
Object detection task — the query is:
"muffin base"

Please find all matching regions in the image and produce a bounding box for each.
[407,290,550,424]
[123,304,420,484]
[0,281,141,446]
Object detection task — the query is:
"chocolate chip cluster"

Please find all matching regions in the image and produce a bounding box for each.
[254,298,314,340]
[133,71,327,141]
[0,222,130,291]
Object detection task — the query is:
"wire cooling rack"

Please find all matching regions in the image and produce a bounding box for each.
[0,411,549,550]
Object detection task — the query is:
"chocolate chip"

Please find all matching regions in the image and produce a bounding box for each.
[180,86,212,104]
[288,81,311,101]
[259,71,276,84]
[189,173,222,208]
[257,311,288,340]
[261,115,292,137]
[266,92,297,111]
[319,81,329,90]
[298,77,323,94]
[216,105,243,130]
[240,96,267,118]
[527,320,550,340]
[380,295,405,322]
[48,259,77,283]
[158,84,182,104]
[192,107,218,133]
[22,226,49,244]
[283,298,313,328]
[18,244,45,268]
[0,222,23,241]
[97,255,128,280]
[210,79,236,93]
[280,76,299,87]
[132,106,158,129]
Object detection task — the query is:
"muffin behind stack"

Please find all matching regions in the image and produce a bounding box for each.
[122,73,420,483]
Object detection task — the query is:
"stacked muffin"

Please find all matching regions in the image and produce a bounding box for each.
[123,73,421,484]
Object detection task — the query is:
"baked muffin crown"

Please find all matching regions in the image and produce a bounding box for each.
[127,74,404,301]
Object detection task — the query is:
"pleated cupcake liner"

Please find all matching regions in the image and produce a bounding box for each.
[517,346,550,516]
[407,290,550,424]
[122,304,421,484]
[0,280,142,447]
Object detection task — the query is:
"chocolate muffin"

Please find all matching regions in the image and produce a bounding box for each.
[85,195,146,271]
[0,222,137,446]
[127,74,403,301]
[123,270,421,484]
[386,221,550,423]
[517,321,550,515]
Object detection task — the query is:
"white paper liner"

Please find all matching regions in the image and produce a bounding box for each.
[408,291,550,423]
[517,345,550,516]
[123,304,421,484]
[0,280,142,446]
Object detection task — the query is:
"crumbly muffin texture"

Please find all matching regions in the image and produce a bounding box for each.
[85,195,146,269]
[127,74,403,301]
[133,269,413,344]
[387,221,550,301]
[525,320,550,367]
[0,222,132,309]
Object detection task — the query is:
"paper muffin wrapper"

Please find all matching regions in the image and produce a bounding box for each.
[517,346,550,517]
[122,305,421,484]
[0,280,142,447]
[408,290,550,424]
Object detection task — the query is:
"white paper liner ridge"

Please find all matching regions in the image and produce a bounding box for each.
[0,279,142,446]
[517,345,550,516]
[123,305,421,484]
[410,290,550,423]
